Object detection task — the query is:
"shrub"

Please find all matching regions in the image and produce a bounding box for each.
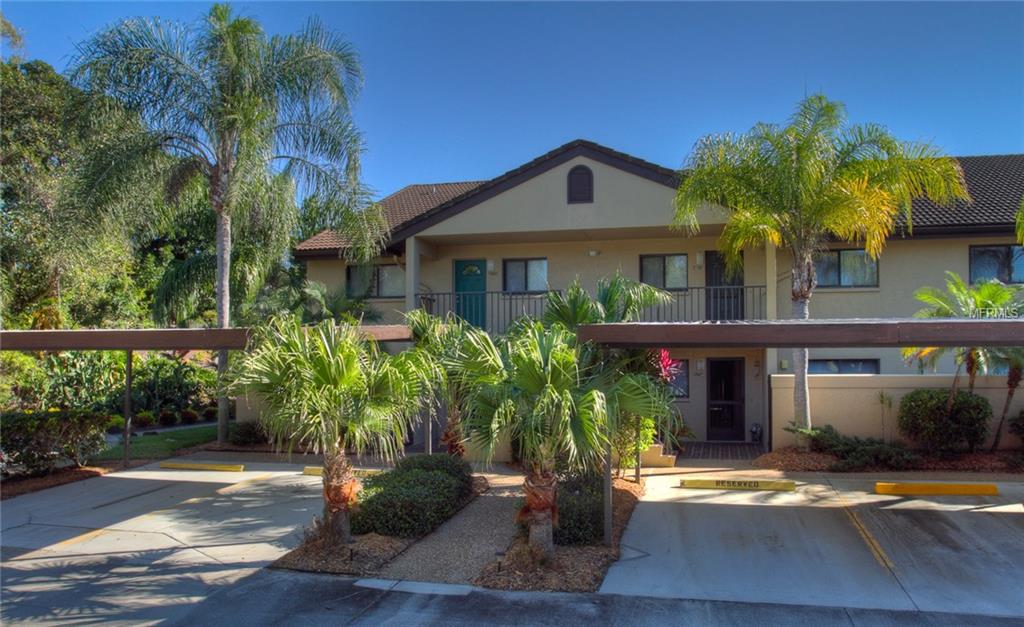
[351,468,462,538]
[202,406,218,421]
[898,389,991,454]
[793,424,921,471]
[134,410,156,429]
[128,356,215,414]
[613,416,656,471]
[158,409,179,427]
[552,471,604,545]
[106,414,126,434]
[180,408,200,425]
[42,351,125,411]
[0,352,47,411]
[229,421,267,446]
[0,410,108,474]
[394,453,473,499]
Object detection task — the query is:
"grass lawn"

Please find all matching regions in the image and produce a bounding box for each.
[92,425,218,462]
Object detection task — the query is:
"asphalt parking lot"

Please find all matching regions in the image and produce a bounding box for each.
[601,471,1024,617]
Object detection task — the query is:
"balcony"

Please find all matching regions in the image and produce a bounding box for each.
[417,286,768,335]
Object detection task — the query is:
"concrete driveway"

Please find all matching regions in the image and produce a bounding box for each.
[1,458,323,624]
[601,469,1024,617]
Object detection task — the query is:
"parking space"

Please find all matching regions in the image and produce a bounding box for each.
[0,460,323,624]
[601,471,1024,617]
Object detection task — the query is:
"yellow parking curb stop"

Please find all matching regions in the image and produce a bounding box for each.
[159,462,245,472]
[303,466,322,476]
[681,478,796,491]
[875,481,998,496]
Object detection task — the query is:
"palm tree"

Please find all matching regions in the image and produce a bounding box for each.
[228,317,437,544]
[70,4,386,444]
[674,94,968,430]
[904,272,1020,400]
[543,271,671,330]
[455,321,674,558]
[991,348,1024,452]
[1017,196,1023,244]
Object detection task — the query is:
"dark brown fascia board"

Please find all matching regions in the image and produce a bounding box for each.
[578,319,1024,349]
[0,325,413,351]
[891,223,1017,239]
[387,140,681,245]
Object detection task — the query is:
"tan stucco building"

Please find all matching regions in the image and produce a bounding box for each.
[294,140,1024,451]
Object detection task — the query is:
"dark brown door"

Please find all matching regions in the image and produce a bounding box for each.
[705,251,744,320]
[707,358,745,441]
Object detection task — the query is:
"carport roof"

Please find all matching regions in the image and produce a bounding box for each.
[577,318,1024,348]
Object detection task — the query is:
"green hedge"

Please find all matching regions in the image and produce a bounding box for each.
[351,467,463,538]
[0,410,108,475]
[394,453,474,499]
[553,472,604,546]
[898,389,991,454]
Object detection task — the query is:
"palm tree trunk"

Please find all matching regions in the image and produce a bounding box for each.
[521,468,557,559]
[792,298,811,431]
[215,209,231,445]
[992,365,1021,452]
[322,448,359,544]
[791,255,814,433]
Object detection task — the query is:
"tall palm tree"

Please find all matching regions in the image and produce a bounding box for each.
[991,347,1024,452]
[70,4,386,444]
[455,321,674,557]
[228,317,438,544]
[674,94,968,430]
[904,272,1021,400]
[1017,196,1023,244]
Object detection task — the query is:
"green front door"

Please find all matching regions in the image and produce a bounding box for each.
[453,259,486,328]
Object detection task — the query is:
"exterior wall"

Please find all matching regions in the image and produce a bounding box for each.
[305,257,408,325]
[418,236,766,294]
[772,235,1020,375]
[770,374,1024,451]
[668,348,767,443]
[418,155,727,237]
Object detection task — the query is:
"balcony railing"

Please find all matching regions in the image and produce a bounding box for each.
[417,286,768,335]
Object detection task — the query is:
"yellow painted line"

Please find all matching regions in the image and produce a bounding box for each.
[840,497,895,571]
[50,528,108,549]
[680,478,795,491]
[302,466,321,476]
[159,462,245,472]
[876,482,998,496]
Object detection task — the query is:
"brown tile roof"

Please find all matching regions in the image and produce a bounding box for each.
[899,154,1024,233]
[294,141,1023,255]
[294,181,485,253]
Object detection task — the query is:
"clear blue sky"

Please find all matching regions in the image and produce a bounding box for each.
[6,2,1024,199]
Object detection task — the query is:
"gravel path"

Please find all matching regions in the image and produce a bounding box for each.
[379,467,524,584]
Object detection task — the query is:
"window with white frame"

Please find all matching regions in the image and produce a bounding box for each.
[808,358,880,374]
[503,258,548,293]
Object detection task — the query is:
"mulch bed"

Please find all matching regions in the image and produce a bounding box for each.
[0,460,151,500]
[272,532,413,576]
[272,474,492,577]
[473,477,643,593]
[754,446,1024,473]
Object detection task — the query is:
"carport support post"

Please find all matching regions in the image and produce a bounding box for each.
[635,415,642,484]
[603,438,613,546]
[122,350,132,468]
[425,415,432,455]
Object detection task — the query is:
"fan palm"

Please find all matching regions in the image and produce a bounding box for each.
[455,321,674,557]
[543,271,672,330]
[228,316,438,544]
[405,309,474,456]
[903,272,1021,399]
[69,4,387,444]
[674,94,968,430]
